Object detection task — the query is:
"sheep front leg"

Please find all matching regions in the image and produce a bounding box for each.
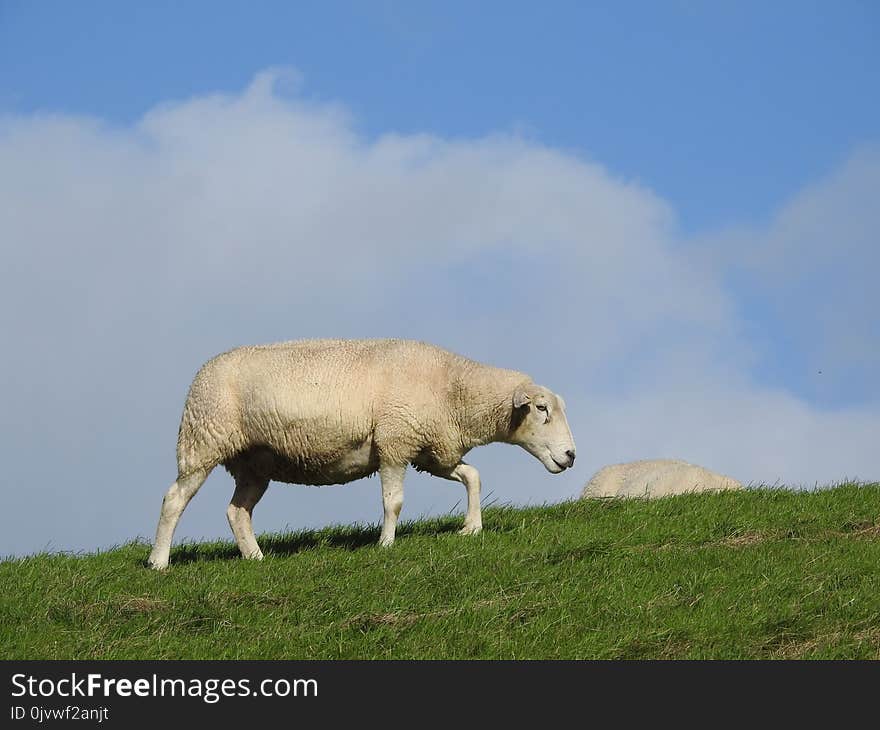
[430,462,483,535]
[456,463,483,535]
[443,462,483,535]
[378,463,406,547]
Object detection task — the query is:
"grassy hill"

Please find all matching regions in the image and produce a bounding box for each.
[2,483,879,659]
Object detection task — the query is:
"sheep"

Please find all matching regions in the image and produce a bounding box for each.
[581,459,742,499]
[148,338,576,569]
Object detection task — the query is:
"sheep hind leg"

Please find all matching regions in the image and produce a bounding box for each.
[148,467,212,570]
[227,475,269,560]
[434,462,483,536]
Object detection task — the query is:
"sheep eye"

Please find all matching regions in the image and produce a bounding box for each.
[536,404,548,413]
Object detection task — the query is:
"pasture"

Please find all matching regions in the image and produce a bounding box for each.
[2,483,879,659]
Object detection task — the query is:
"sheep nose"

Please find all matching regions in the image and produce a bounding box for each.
[565,449,576,466]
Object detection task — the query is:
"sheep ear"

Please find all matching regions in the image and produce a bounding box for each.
[512,388,531,409]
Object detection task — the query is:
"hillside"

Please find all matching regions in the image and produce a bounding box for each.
[2,483,879,659]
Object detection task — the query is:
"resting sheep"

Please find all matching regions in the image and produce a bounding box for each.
[581,459,742,499]
[148,339,576,569]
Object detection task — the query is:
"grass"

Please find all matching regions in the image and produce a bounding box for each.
[2,482,879,659]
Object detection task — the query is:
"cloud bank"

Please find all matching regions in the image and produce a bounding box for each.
[1,70,877,556]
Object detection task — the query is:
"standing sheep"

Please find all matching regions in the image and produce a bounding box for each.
[148,339,576,569]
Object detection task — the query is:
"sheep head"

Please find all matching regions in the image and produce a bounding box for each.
[508,384,576,473]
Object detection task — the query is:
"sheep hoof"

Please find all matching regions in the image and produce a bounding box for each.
[458,524,482,536]
[378,535,395,547]
[147,558,169,571]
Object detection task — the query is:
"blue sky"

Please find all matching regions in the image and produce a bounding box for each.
[1,2,878,555]
[2,1,877,232]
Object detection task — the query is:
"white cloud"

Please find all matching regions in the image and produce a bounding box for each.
[693,144,880,404]
[1,70,877,556]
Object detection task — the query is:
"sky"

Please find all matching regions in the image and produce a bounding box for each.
[1,1,878,557]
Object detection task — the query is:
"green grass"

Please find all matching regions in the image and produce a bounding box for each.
[2,483,880,659]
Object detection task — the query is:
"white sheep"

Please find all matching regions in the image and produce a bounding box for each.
[148,339,576,569]
[581,458,743,499]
